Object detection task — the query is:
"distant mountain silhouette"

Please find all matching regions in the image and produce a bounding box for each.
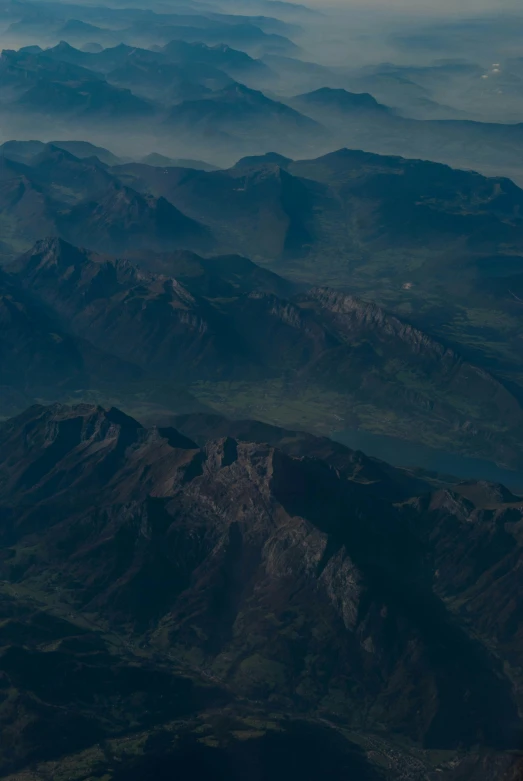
[166,82,321,136]
[17,76,154,118]
[292,87,391,115]
[0,47,105,86]
[162,39,270,78]
[140,153,218,170]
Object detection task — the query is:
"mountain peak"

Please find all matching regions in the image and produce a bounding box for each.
[52,40,77,53]
[14,237,98,274]
[294,87,389,115]
[234,151,293,169]
[31,235,71,254]
[29,143,81,166]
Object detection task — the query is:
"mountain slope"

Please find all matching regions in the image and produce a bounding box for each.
[106,56,219,102]
[27,144,114,200]
[43,41,158,72]
[0,139,122,166]
[0,155,58,255]
[291,86,523,182]
[128,147,523,393]
[162,39,271,80]
[291,87,391,119]
[0,47,105,87]
[282,148,523,384]
[9,238,248,380]
[162,83,325,156]
[0,150,209,257]
[139,248,297,298]
[58,181,209,253]
[0,402,521,781]
[16,76,154,118]
[0,47,155,119]
[139,21,299,57]
[168,410,434,499]
[116,147,523,268]
[0,268,148,418]
[10,237,523,469]
[114,160,316,257]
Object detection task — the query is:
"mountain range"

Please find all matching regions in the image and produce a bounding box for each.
[2,1,523,778]
[3,41,523,176]
[0,402,522,779]
[0,145,209,254]
[113,147,523,381]
[3,5,300,57]
[0,44,323,157]
[1,234,522,476]
[1,143,523,465]
[288,86,523,182]
[163,82,323,152]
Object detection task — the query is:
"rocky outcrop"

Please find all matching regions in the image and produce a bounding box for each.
[0,403,521,754]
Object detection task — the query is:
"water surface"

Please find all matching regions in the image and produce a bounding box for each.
[333,428,523,493]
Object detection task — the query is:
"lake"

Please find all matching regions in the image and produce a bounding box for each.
[332,428,523,493]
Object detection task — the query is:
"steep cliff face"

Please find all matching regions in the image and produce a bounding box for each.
[301,287,523,433]
[168,410,432,498]
[0,403,521,757]
[406,486,523,675]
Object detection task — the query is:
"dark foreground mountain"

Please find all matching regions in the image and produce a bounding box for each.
[0,403,522,779]
[9,236,523,470]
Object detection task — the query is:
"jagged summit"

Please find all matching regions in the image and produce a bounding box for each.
[0,400,522,766]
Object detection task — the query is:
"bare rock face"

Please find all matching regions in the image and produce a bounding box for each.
[0,403,522,761]
[9,236,523,468]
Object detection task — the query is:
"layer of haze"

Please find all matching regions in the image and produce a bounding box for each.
[2,0,523,176]
[309,0,522,11]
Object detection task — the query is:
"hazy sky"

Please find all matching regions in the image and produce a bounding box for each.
[306,0,522,12]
